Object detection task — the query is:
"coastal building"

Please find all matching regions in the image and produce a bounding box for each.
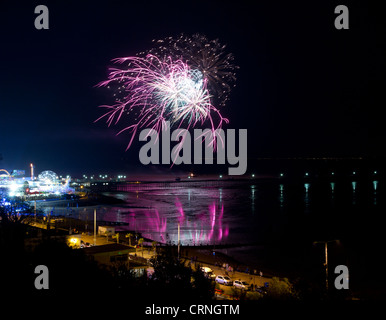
[83,243,148,276]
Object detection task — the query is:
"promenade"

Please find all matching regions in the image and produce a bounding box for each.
[82,234,272,299]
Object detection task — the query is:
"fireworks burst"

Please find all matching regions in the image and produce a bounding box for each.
[96,34,237,152]
[149,34,238,107]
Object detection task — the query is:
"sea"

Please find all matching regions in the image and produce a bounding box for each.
[37,162,386,297]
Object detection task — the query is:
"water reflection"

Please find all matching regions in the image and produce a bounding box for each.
[352,181,357,205]
[373,181,378,205]
[251,185,255,213]
[373,180,378,192]
[38,178,384,247]
[122,200,229,245]
[279,184,284,207]
[304,183,310,214]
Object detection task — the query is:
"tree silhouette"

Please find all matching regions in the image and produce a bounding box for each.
[148,246,214,301]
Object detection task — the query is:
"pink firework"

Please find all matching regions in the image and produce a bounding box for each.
[96,54,229,151]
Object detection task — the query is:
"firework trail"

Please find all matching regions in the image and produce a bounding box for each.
[96,34,237,153]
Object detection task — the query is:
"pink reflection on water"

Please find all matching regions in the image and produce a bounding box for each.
[217,205,224,241]
[176,201,228,244]
[207,202,216,241]
[175,198,185,225]
[125,208,167,242]
[120,200,229,245]
[224,224,229,238]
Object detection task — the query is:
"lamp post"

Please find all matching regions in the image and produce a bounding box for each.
[94,208,97,246]
[177,222,180,260]
[313,239,339,291]
[30,163,34,181]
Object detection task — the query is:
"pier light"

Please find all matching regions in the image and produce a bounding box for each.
[305,172,309,177]
[219,175,223,179]
[251,174,255,178]
[279,173,284,177]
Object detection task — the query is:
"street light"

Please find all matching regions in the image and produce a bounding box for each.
[178,222,181,260]
[94,209,97,246]
[313,239,339,291]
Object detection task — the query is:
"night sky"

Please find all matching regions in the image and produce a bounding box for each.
[0,0,385,176]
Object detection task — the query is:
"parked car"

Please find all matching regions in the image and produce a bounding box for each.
[80,241,92,248]
[201,267,216,279]
[255,285,268,294]
[233,280,250,290]
[215,275,232,285]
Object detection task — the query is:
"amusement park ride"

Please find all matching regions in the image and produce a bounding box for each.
[0,163,73,197]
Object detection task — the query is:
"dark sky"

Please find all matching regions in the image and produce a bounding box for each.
[0,0,385,176]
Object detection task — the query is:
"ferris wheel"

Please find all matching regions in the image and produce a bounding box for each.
[38,170,59,184]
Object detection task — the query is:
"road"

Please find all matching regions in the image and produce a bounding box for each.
[132,245,272,299]
[79,235,272,299]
